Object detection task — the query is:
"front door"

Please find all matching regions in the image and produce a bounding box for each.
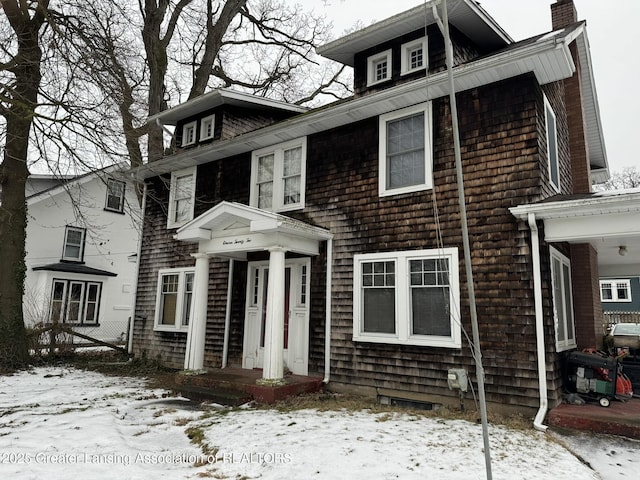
[242,258,310,375]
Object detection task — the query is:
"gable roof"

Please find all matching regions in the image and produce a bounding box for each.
[317,0,512,66]
[133,23,606,182]
[27,163,129,206]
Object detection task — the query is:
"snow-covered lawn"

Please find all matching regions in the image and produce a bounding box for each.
[0,366,637,479]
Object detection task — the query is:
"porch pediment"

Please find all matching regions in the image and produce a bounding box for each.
[175,201,331,258]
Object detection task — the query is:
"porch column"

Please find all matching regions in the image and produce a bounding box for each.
[184,253,210,371]
[260,247,286,383]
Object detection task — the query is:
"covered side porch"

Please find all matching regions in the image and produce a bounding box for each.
[174,201,333,387]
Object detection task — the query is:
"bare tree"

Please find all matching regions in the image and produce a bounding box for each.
[596,166,640,191]
[0,0,351,368]
[0,0,50,369]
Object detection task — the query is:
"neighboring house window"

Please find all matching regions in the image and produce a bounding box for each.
[62,226,86,262]
[200,114,215,141]
[401,37,427,75]
[182,121,197,147]
[600,280,632,302]
[250,138,306,212]
[367,49,392,86]
[379,102,433,197]
[544,95,560,191]
[550,247,576,352]
[154,268,195,331]
[105,178,126,212]
[353,248,461,348]
[50,279,102,325]
[167,167,196,229]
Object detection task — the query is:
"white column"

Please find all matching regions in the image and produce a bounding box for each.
[260,247,286,382]
[184,253,210,371]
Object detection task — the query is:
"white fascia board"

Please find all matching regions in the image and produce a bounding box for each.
[544,212,640,243]
[133,34,577,181]
[510,192,640,221]
[149,88,307,126]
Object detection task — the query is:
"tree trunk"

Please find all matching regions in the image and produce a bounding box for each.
[0,0,48,369]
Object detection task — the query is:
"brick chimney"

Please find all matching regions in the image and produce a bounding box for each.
[551,0,592,194]
[551,1,604,350]
[551,0,577,30]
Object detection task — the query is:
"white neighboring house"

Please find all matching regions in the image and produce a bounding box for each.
[24,164,141,343]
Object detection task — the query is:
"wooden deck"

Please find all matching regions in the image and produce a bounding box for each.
[173,368,324,405]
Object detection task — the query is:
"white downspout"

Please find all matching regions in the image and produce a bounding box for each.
[323,237,333,384]
[528,212,548,432]
[221,258,234,368]
[127,182,147,355]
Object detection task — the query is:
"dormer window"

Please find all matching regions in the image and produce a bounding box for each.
[367,49,392,86]
[200,114,215,141]
[182,121,197,147]
[401,37,428,75]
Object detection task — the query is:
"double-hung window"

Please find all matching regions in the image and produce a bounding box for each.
[50,279,102,325]
[250,138,306,212]
[600,279,632,302]
[62,226,86,262]
[379,102,433,196]
[154,268,195,331]
[182,121,197,147]
[105,178,126,213]
[353,248,461,348]
[550,247,576,352]
[367,49,392,86]
[167,167,196,228]
[401,37,428,75]
[544,95,560,191]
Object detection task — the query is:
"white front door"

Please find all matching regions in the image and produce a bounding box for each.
[242,258,310,375]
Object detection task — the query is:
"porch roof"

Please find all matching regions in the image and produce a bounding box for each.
[510,189,640,276]
[175,201,332,258]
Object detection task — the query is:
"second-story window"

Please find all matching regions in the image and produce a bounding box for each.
[182,121,197,147]
[105,178,126,213]
[379,102,433,197]
[367,49,392,86]
[544,95,560,191]
[250,138,306,212]
[167,166,196,229]
[62,226,86,262]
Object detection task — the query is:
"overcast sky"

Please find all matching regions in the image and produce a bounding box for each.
[296,0,639,173]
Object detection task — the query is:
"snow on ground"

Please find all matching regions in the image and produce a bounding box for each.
[0,366,635,479]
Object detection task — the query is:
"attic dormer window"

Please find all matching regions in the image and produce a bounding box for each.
[200,114,215,141]
[367,49,392,86]
[182,121,197,147]
[401,37,428,75]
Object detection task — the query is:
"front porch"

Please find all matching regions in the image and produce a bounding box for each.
[174,368,324,404]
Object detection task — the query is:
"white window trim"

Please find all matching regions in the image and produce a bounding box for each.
[600,279,632,303]
[544,95,560,192]
[182,121,197,147]
[379,102,433,197]
[153,267,195,332]
[199,114,215,141]
[353,248,461,348]
[167,166,197,229]
[62,226,86,262]
[250,137,307,212]
[367,49,392,86]
[49,278,102,325]
[105,178,126,213]
[550,247,577,352]
[401,37,428,75]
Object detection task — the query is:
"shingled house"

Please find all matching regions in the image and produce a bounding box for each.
[129,0,637,416]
